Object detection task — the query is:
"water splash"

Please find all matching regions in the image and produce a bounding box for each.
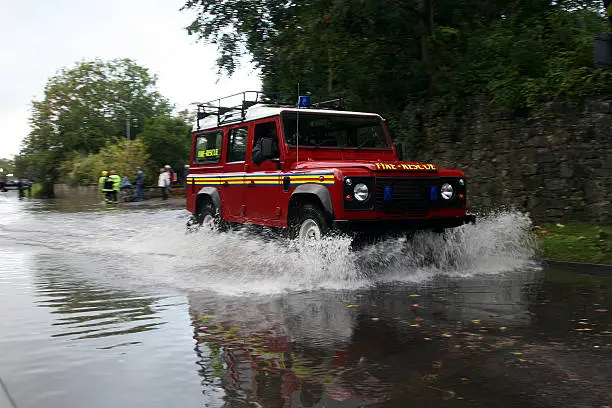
[0,199,538,295]
[359,210,538,283]
[113,209,538,295]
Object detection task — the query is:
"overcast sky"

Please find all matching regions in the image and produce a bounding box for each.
[0,0,261,159]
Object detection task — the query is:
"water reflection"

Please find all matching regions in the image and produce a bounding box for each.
[3,193,612,407]
[30,254,167,344]
[526,267,612,343]
[188,270,545,407]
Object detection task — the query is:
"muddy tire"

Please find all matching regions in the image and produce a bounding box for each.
[291,204,328,241]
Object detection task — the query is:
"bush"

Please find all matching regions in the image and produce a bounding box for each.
[61,139,149,186]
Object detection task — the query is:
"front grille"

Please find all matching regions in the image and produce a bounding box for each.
[375,177,440,211]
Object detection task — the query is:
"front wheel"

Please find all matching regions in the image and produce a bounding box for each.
[291,204,328,241]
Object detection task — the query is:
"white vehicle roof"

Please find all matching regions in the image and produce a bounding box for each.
[192,104,383,132]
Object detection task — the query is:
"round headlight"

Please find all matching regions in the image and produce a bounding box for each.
[345,178,353,186]
[458,178,465,186]
[441,183,454,200]
[353,183,369,201]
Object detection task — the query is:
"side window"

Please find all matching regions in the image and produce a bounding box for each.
[227,127,248,162]
[194,130,223,164]
[252,122,280,165]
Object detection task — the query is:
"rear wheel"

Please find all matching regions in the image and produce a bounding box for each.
[291,204,328,241]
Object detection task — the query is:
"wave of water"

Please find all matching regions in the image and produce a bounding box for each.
[110,210,538,295]
[0,195,539,295]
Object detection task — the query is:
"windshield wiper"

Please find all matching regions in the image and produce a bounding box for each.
[354,139,371,150]
[313,138,337,148]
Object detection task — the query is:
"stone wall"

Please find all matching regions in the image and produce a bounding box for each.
[53,184,182,200]
[408,96,612,224]
[53,183,99,199]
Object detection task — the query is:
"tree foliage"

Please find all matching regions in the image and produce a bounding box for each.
[0,158,14,175]
[137,115,192,173]
[16,59,171,193]
[59,139,150,187]
[183,0,610,118]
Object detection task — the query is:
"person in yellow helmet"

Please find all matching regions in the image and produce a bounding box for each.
[108,170,121,203]
[98,170,112,203]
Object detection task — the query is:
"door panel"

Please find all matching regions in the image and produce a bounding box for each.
[245,120,283,220]
[220,126,248,219]
[219,164,246,218]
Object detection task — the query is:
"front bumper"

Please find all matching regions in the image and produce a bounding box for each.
[333,214,476,235]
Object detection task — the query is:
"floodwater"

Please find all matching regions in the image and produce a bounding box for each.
[0,190,611,408]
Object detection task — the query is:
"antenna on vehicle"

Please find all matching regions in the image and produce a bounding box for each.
[296,83,300,166]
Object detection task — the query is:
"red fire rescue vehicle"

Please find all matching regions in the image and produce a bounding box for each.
[186,91,475,240]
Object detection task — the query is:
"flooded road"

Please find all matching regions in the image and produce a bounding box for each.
[1,190,611,407]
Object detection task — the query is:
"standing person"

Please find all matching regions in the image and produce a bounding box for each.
[158,167,170,200]
[17,179,25,199]
[183,164,190,196]
[183,165,190,185]
[135,167,144,201]
[108,170,121,203]
[99,170,112,202]
[165,165,176,189]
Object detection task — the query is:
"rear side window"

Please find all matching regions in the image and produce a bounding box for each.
[227,127,248,162]
[194,130,223,164]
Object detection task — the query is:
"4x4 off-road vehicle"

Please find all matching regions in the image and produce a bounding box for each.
[187,91,475,240]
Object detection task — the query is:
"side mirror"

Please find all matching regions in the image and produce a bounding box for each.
[394,142,404,161]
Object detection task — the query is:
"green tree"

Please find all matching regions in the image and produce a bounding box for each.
[60,139,149,187]
[16,58,171,196]
[182,0,609,118]
[0,158,14,183]
[0,158,14,174]
[137,115,192,174]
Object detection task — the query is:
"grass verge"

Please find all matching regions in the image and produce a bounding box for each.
[535,222,612,264]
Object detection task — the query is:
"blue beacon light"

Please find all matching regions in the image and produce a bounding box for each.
[298,95,311,108]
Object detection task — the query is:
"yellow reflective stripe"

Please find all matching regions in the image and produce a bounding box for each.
[194,181,243,185]
[188,173,335,185]
[291,180,335,184]
[290,177,334,181]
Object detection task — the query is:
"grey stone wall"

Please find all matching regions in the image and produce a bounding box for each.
[407,97,612,224]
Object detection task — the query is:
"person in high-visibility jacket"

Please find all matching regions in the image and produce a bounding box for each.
[98,170,112,202]
[108,170,121,203]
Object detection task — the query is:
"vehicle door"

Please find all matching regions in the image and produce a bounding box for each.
[244,119,283,221]
[222,125,249,219]
[192,129,225,209]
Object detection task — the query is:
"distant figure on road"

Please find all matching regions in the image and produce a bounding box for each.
[158,167,170,200]
[135,167,144,201]
[183,164,189,185]
[17,179,25,199]
[99,170,112,202]
[120,176,132,189]
[24,180,32,197]
[98,170,107,191]
[165,165,176,188]
[108,170,121,203]
[183,164,190,197]
[183,164,190,185]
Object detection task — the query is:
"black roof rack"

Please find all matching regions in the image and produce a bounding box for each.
[195,91,346,129]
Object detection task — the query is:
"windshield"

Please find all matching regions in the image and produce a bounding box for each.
[282,112,389,148]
